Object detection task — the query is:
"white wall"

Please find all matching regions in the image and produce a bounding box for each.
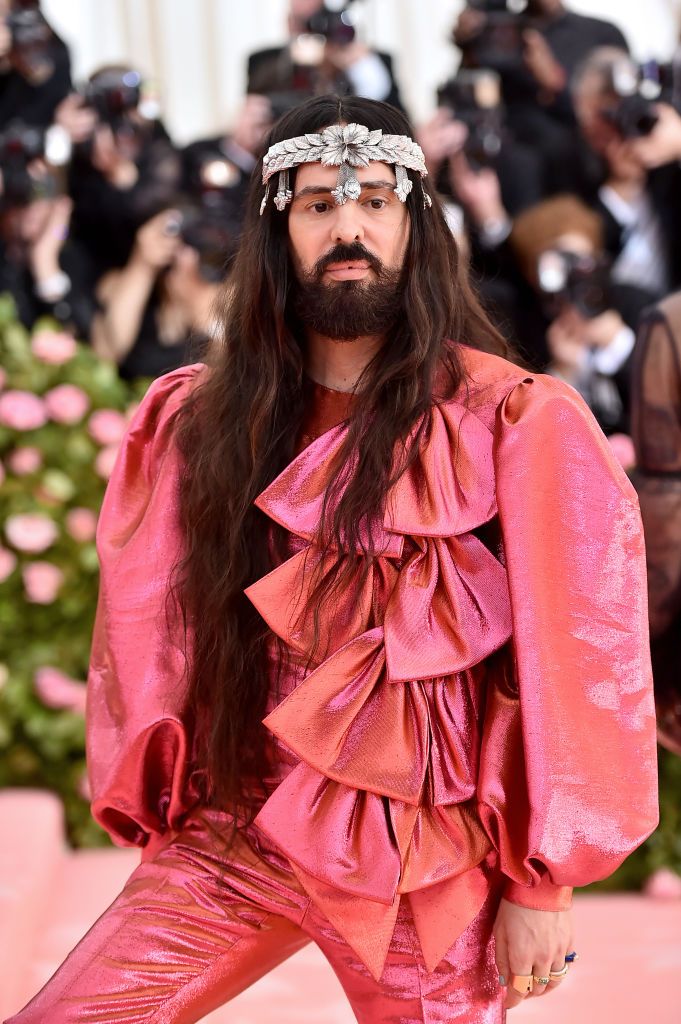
[40,0,681,144]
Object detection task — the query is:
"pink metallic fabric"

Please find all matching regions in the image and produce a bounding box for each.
[7,346,658,1022]
[7,810,505,1023]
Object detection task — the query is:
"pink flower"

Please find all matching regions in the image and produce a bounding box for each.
[0,546,17,583]
[5,513,58,553]
[65,507,98,543]
[30,330,77,365]
[0,390,48,431]
[7,446,43,475]
[88,409,128,446]
[643,868,681,900]
[77,772,92,801]
[34,666,86,714]
[94,444,120,480]
[22,561,64,604]
[608,433,636,471]
[44,384,90,425]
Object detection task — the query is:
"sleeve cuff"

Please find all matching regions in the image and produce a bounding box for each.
[502,873,574,912]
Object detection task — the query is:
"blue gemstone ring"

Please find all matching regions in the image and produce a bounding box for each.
[565,951,579,964]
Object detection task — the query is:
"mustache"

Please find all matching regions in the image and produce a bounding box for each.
[312,242,383,278]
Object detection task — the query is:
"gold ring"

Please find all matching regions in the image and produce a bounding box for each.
[549,964,569,979]
[511,974,534,995]
[533,975,551,985]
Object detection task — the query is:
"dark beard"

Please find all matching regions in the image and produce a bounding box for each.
[291,242,405,341]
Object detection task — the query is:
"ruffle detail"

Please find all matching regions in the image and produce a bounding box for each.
[254,423,403,556]
[249,396,511,978]
[384,399,497,536]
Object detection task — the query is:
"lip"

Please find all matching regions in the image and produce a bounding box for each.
[324,261,372,281]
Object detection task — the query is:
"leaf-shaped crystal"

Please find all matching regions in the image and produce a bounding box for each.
[343,123,369,146]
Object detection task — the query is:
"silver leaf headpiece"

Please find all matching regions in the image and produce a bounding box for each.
[260,122,432,215]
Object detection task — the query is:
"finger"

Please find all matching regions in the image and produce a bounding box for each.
[505,958,533,1010]
[504,972,533,1010]
[546,953,569,992]
[530,961,552,997]
[494,932,510,993]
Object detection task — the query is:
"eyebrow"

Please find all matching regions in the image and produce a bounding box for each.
[294,179,397,199]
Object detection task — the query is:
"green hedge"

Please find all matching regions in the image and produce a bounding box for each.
[0,298,149,846]
[0,297,679,887]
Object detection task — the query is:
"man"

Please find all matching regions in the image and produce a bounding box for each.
[455,0,628,192]
[180,93,273,233]
[57,65,181,279]
[0,0,72,129]
[0,127,96,338]
[7,95,658,1023]
[247,0,403,110]
[572,49,681,298]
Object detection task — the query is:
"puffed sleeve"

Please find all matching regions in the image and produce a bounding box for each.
[86,364,205,849]
[477,374,659,911]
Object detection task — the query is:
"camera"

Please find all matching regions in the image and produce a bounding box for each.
[537,249,612,320]
[81,68,143,133]
[6,0,55,84]
[163,205,239,283]
[601,58,681,139]
[179,208,239,281]
[305,1,357,47]
[162,151,243,282]
[601,60,659,139]
[437,70,503,169]
[0,120,59,208]
[463,0,530,72]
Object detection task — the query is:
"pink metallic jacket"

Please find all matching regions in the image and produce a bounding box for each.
[86,346,659,981]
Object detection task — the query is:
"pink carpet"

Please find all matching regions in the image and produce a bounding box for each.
[1,791,679,1022]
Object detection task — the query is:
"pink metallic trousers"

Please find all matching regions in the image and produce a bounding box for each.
[6,810,505,1024]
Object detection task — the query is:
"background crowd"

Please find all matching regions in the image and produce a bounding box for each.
[0,0,680,888]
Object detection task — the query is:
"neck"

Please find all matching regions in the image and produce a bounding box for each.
[304,329,385,392]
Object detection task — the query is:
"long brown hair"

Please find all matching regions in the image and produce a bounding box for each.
[169,95,508,826]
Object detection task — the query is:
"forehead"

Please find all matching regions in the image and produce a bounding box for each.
[293,160,396,194]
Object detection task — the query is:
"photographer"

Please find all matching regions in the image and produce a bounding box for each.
[181,94,272,232]
[417,95,545,345]
[55,65,181,279]
[0,120,96,337]
[454,0,628,192]
[0,0,71,129]
[89,201,236,381]
[246,0,403,111]
[572,48,681,298]
[423,69,544,216]
[508,194,657,434]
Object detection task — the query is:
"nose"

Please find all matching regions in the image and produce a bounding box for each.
[330,201,365,244]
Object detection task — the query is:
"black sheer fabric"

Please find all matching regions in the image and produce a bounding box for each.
[632,293,681,755]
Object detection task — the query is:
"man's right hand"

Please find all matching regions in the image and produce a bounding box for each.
[131,210,182,272]
[416,110,467,176]
[626,103,681,170]
[55,93,98,145]
[452,7,486,47]
[448,148,507,230]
